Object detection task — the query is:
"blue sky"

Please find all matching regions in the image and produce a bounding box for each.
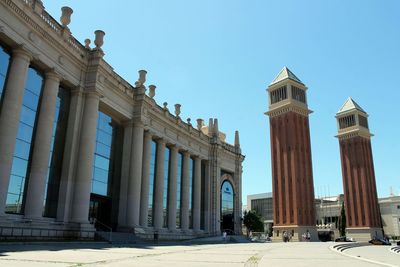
[45,1,400,199]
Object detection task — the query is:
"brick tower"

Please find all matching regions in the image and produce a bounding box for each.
[336,98,383,241]
[265,67,317,241]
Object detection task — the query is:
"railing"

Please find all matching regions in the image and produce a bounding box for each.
[93,218,113,244]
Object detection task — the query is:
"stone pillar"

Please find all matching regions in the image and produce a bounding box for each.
[0,48,31,216]
[180,151,190,231]
[24,71,61,219]
[139,131,152,227]
[70,91,99,223]
[118,122,133,227]
[126,122,144,227]
[56,88,85,222]
[153,139,165,229]
[167,145,178,230]
[193,156,201,231]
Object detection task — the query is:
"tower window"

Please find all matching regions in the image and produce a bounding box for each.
[270,86,287,104]
[291,86,306,104]
[358,115,369,129]
[339,115,356,129]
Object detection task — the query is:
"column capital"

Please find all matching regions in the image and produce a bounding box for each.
[169,144,179,153]
[181,150,190,157]
[155,137,166,146]
[44,69,62,82]
[84,90,101,98]
[12,45,32,62]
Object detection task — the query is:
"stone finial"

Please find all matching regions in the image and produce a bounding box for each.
[33,0,44,14]
[60,7,73,27]
[84,39,91,49]
[213,119,219,135]
[163,102,168,110]
[148,85,156,99]
[137,70,147,86]
[174,104,181,117]
[208,118,214,135]
[187,118,192,126]
[196,118,204,130]
[234,130,240,147]
[94,30,105,50]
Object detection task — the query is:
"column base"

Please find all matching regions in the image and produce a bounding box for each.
[346,227,383,242]
[272,225,318,242]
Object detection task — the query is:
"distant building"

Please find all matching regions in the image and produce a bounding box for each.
[246,193,400,239]
[380,196,400,237]
[246,193,273,235]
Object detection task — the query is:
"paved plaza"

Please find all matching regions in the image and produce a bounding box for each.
[0,241,398,267]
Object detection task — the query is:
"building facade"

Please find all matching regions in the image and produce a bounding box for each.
[0,0,244,240]
[265,67,317,241]
[336,98,383,241]
[380,196,400,238]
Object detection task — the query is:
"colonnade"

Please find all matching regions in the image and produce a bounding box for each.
[0,46,207,233]
[125,127,205,232]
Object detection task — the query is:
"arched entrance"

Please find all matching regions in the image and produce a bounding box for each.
[221,180,234,232]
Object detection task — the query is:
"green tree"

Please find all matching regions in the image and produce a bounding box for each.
[339,201,346,237]
[243,210,264,236]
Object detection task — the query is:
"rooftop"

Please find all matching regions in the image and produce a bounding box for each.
[270,66,304,86]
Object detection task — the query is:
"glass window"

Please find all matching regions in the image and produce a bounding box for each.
[221,180,234,231]
[0,46,11,109]
[176,153,183,228]
[188,158,194,228]
[6,67,43,214]
[43,87,70,217]
[91,112,114,196]
[148,141,157,226]
[163,147,170,228]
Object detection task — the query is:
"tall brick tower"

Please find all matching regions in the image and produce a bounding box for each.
[336,98,383,241]
[265,67,317,241]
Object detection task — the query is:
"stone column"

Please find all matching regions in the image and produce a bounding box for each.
[118,122,133,227]
[153,139,165,229]
[56,88,85,222]
[180,151,190,231]
[24,71,60,219]
[167,145,178,230]
[70,91,99,223]
[0,48,31,216]
[192,156,201,231]
[139,131,152,227]
[126,121,144,227]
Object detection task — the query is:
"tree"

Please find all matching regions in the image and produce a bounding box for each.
[243,210,264,236]
[339,201,346,237]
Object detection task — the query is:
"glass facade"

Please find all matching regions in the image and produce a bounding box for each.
[6,67,43,214]
[162,147,170,228]
[92,112,114,196]
[0,46,10,108]
[188,158,194,228]
[43,87,70,217]
[221,180,234,231]
[176,153,183,228]
[148,140,157,226]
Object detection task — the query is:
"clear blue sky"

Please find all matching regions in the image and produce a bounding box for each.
[45,0,399,200]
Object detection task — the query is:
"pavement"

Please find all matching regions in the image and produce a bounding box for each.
[0,240,398,267]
